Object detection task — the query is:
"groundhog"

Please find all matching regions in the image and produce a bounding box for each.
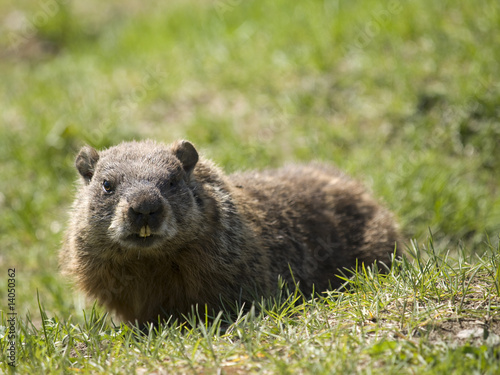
[60,140,401,325]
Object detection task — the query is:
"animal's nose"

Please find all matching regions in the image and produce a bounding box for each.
[130,200,162,217]
[127,186,164,229]
[129,198,163,225]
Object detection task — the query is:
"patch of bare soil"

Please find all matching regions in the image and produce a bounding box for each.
[427,318,500,347]
[68,341,88,359]
[422,283,500,347]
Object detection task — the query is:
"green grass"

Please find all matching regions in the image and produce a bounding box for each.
[3,241,500,374]
[1,0,499,372]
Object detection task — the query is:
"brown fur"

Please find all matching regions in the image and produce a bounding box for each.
[60,140,401,324]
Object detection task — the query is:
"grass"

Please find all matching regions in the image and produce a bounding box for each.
[0,0,499,373]
[3,241,500,373]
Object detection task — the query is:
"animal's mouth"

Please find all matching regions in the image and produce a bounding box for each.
[133,233,155,240]
[124,234,161,248]
[123,225,163,248]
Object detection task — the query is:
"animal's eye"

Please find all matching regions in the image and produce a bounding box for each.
[102,180,114,193]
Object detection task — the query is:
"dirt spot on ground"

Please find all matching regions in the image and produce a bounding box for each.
[69,341,88,358]
[426,318,500,346]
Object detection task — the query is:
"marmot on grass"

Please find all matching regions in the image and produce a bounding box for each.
[60,140,401,324]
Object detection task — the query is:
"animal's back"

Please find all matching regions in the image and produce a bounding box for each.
[229,164,400,292]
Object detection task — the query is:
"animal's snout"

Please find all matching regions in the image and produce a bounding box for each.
[127,187,165,231]
[130,198,163,217]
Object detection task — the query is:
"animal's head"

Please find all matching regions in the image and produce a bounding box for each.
[73,140,201,254]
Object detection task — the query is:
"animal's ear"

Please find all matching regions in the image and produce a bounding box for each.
[172,140,199,174]
[75,146,100,183]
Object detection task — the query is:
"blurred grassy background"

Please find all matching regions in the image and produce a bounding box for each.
[0,0,499,320]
